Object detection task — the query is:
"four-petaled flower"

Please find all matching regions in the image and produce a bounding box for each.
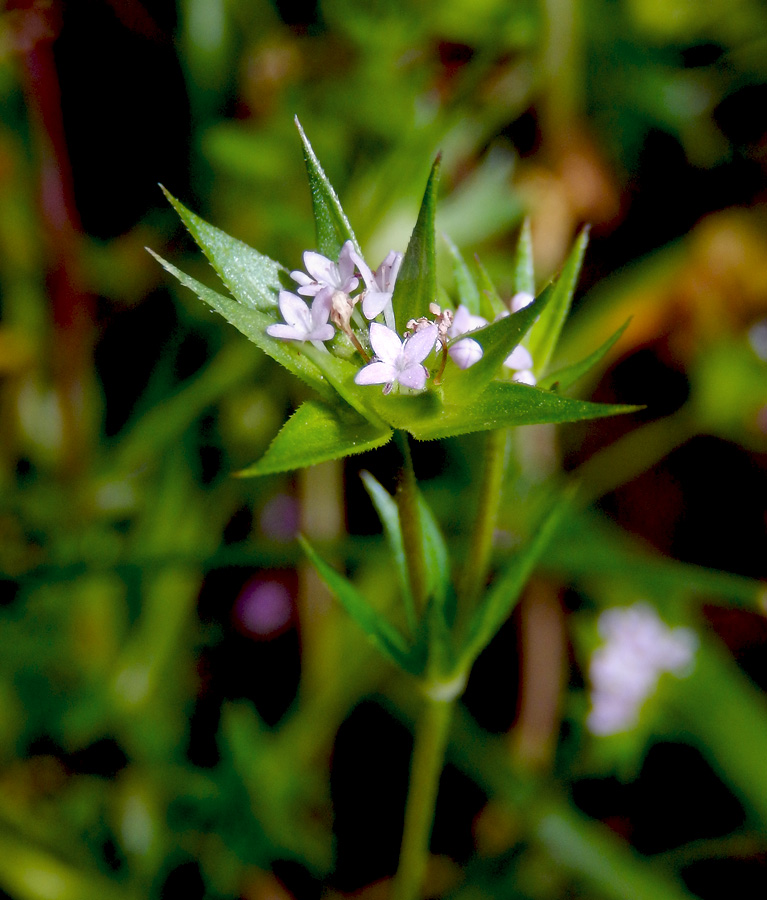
[271,243,541,391]
[355,323,438,394]
[291,240,359,297]
[266,290,335,343]
[352,249,404,320]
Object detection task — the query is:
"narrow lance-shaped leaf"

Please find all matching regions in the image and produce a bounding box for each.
[527,226,590,377]
[238,400,392,477]
[161,187,285,311]
[360,471,417,633]
[379,381,640,441]
[443,233,480,315]
[538,318,631,392]
[418,493,456,677]
[457,495,572,670]
[295,117,359,259]
[474,253,508,321]
[391,155,441,328]
[513,217,535,297]
[299,536,422,674]
[147,250,334,401]
[419,492,451,612]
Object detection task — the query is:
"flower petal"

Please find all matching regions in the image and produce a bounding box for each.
[267,323,305,341]
[355,361,397,385]
[397,364,428,391]
[337,241,358,285]
[278,291,312,330]
[362,291,391,319]
[302,251,336,284]
[449,337,483,369]
[307,324,335,342]
[349,246,376,292]
[504,344,533,370]
[403,324,438,365]
[512,369,536,385]
[450,305,487,337]
[369,322,404,364]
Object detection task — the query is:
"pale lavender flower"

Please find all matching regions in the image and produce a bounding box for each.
[447,304,487,369]
[352,249,404,320]
[291,240,359,297]
[266,290,335,343]
[355,323,438,394]
[587,602,697,736]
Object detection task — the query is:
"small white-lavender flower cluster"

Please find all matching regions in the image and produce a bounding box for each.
[266,240,536,393]
[587,602,697,736]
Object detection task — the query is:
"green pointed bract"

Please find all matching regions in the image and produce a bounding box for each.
[299,535,423,674]
[237,400,392,477]
[441,284,554,403]
[418,492,455,676]
[161,187,285,311]
[457,494,572,670]
[418,493,450,611]
[513,218,535,296]
[539,318,631,392]
[526,226,590,377]
[474,254,507,321]
[295,117,359,259]
[443,233,480,315]
[147,249,334,402]
[379,382,639,441]
[392,155,441,328]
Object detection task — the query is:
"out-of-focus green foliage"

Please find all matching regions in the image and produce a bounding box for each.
[1,0,767,898]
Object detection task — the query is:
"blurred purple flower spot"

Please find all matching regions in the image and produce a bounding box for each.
[259,493,300,541]
[234,578,293,638]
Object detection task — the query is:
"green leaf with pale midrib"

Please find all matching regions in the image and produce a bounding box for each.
[458,495,571,670]
[443,233,480,315]
[161,187,286,311]
[295,117,359,259]
[148,249,334,401]
[361,471,416,633]
[299,536,423,674]
[377,382,639,440]
[392,156,441,328]
[475,254,507,321]
[238,399,392,477]
[539,318,631,392]
[527,226,590,377]
[513,218,535,296]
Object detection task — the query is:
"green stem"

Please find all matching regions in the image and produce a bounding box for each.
[395,431,429,609]
[458,428,510,619]
[391,691,455,900]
